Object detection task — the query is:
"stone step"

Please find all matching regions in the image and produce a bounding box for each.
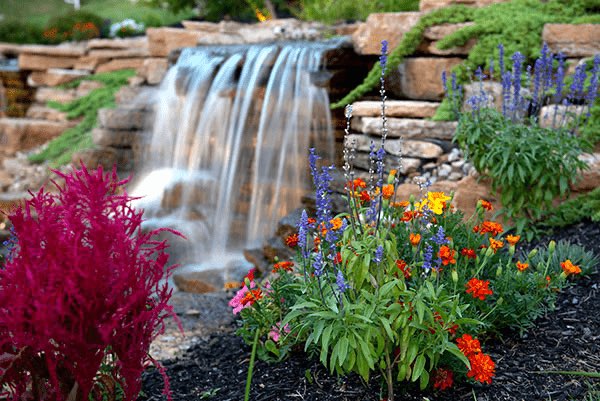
[351,117,457,140]
[351,100,440,118]
[0,118,73,155]
[27,68,89,87]
[25,104,70,122]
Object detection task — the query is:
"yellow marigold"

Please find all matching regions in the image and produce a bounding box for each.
[426,191,451,215]
[382,184,395,199]
[505,234,520,246]
[561,259,582,276]
[516,261,529,272]
[409,233,421,246]
[488,238,504,253]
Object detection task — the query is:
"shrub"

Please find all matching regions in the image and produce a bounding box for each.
[299,0,419,24]
[0,165,180,401]
[109,19,146,38]
[452,46,599,235]
[0,20,43,44]
[43,10,103,43]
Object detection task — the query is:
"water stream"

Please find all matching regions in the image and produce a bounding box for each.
[131,41,336,269]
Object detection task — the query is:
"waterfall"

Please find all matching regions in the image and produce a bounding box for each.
[131,41,336,268]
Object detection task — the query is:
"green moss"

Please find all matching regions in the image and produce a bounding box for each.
[28,69,135,167]
[333,0,600,109]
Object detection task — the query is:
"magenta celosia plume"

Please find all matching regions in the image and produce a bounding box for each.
[0,165,181,401]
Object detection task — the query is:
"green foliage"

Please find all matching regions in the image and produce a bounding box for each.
[0,20,44,44]
[299,0,419,24]
[455,109,590,235]
[29,69,135,167]
[334,0,600,109]
[42,10,104,43]
[538,187,600,229]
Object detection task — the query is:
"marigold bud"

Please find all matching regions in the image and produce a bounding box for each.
[451,269,458,284]
[548,240,556,254]
[527,249,538,259]
[484,246,494,258]
[496,265,503,277]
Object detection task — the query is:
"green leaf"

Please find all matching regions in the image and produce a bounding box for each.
[411,354,426,382]
[446,343,470,367]
[419,369,430,390]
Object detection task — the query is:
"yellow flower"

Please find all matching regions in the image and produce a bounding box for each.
[426,192,452,215]
[382,184,395,199]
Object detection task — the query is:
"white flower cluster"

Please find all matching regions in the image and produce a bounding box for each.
[109,19,145,38]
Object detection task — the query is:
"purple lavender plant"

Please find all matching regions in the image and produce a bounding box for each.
[336,269,350,293]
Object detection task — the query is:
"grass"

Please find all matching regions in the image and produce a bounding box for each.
[0,0,194,29]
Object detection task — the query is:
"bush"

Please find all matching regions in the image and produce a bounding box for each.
[43,10,104,43]
[0,20,43,44]
[0,165,180,401]
[299,0,419,23]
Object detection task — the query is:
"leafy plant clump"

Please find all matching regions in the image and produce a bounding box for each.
[0,20,44,44]
[538,186,600,229]
[332,0,600,109]
[42,10,104,43]
[299,0,419,24]
[29,69,135,167]
[0,165,181,401]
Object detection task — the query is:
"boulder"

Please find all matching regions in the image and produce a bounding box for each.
[571,153,600,193]
[419,0,507,12]
[351,100,439,118]
[352,12,422,55]
[181,20,220,32]
[538,105,585,129]
[353,153,421,174]
[72,147,134,171]
[95,58,145,73]
[351,117,457,140]
[543,24,600,57]
[97,108,147,130]
[92,128,143,147]
[0,118,72,155]
[19,53,79,71]
[172,270,218,293]
[419,38,476,56]
[138,58,169,85]
[0,43,22,56]
[27,68,89,87]
[147,27,205,57]
[388,57,463,101]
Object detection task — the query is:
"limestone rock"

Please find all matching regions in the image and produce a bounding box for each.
[543,24,600,57]
[538,105,585,129]
[27,68,89,87]
[351,100,439,118]
[92,128,143,147]
[351,117,457,140]
[138,58,169,85]
[181,20,220,32]
[88,48,150,59]
[419,38,476,56]
[19,53,79,71]
[98,108,147,130]
[72,147,134,171]
[385,139,444,159]
[87,37,148,49]
[352,12,422,55]
[572,153,600,192]
[147,28,204,57]
[76,80,104,97]
[18,43,87,57]
[353,153,421,174]
[423,22,475,40]
[0,43,22,56]
[419,0,507,12]
[0,118,71,155]
[34,87,78,103]
[389,57,463,101]
[452,175,498,217]
[74,55,111,71]
[172,270,218,293]
[95,58,145,73]
[25,105,69,122]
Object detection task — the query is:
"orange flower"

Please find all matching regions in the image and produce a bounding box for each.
[479,221,503,236]
[395,259,411,279]
[516,261,529,272]
[352,177,367,189]
[488,238,504,253]
[401,210,418,222]
[439,245,456,266]
[330,217,343,231]
[391,200,410,208]
[460,248,477,259]
[382,184,395,199]
[285,233,299,247]
[479,199,493,211]
[240,289,263,306]
[409,233,421,246]
[465,278,493,300]
[456,333,481,357]
[272,261,294,273]
[432,368,454,390]
[359,190,371,202]
[561,259,582,276]
[505,234,520,246]
[467,353,495,384]
[307,217,316,226]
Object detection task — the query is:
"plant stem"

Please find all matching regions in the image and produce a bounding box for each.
[385,349,394,401]
[244,329,260,401]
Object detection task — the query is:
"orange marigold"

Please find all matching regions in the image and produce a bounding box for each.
[391,200,410,208]
[359,190,371,202]
[240,289,263,306]
[439,245,456,266]
[272,261,294,273]
[505,234,520,246]
[467,353,495,384]
[479,221,503,236]
[432,368,454,390]
[330,217,343,231]
[488,238,504,253]
[382,184,395,200]
[456,333,481,357]
[561,259,582,276]
[516,261,529,272]
[285,233,299,247]
[409,233,421,246]
[395,259,411,279]
[460,248,477,259]
[401,210,418,222]
[479,199,493,211]
[465,278,493,300]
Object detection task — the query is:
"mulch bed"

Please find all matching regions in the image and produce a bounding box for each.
[140,220,600,401]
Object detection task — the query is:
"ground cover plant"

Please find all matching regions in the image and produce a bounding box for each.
[0,165,181,400]
[229,42,597,401]
[28,69,135,167]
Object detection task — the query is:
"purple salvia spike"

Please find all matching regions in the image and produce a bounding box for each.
[511,52,525,120]
[533,58,543,108]
[498,43,505,77]
[586,55,600,117]
[501,71,512,117]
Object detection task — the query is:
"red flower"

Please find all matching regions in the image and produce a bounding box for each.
[439,245,456,266]
[285,233,299,247]
[395,259,411,279]
[244,268,256,282]
[465,278,493,300]
[360,190,371,202]
[460,248,477,259]
[240,289,263,306]
[467,352,495,384]
[456,333,482,357]
[334,251,342,265]
[432,368,454,390]
[479,199,493,211]
[272,261,294,273]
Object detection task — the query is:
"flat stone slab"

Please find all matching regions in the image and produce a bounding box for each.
[543,23,600,57]
[87,37,148,49]
[351,117,457,140]
[345,134,444,159]
[351,100,440,118]
[18,43,87,57]
[352,12,422,55]
[27,68,89,87]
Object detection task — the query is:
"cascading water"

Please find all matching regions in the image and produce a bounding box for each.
[131,41,336,269]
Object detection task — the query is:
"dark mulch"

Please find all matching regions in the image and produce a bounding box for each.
[140,220,600,401]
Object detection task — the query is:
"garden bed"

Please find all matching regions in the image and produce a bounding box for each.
[140,220,600,401]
